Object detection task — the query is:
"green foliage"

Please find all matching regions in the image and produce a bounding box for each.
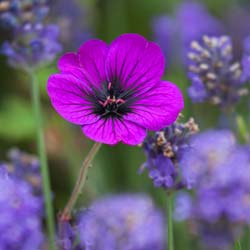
[0,96,35,140]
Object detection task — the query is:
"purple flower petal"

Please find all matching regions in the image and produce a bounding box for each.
[58,52,105,90]
[58,52,85,80]
[78,39,109,88]
[164,176,174,187]
[124,81,184,130]
[149,169,160,179]
[78,194,165,250]
[105,33,165,91]
[82,118,146,145]
[47,73,99,125]
[154,178,164,187]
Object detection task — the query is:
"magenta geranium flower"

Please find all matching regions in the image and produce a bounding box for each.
[47,34,184,145]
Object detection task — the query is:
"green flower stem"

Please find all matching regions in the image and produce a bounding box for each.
[236,115,250,143]
[60,142,102,221]
[167,191,174,250]
[234,240,242,250]
[246,226,250,249]
[30,71,56,250]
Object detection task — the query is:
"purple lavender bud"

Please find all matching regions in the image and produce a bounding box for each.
[187,75,208,102]
[141,117,199,190]
[187,35,248,108]
[1,22,62,70]
[3,148,42,193]
[58,220,81,250]
[0,167,44,250]
[0,0,49,29]
[152,2,222,65]
[78,194,165,250]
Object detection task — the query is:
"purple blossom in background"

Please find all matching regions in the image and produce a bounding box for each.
[173,192,192,221]
[175,192,244,250]
[180,129,236,189]
[152,1,222,65]
[196,219,242,250]
[195,185,250,223]
[58,220,81,250]
[141,117,198,189]
[50,0,92,50]
[78,194,165,250]
[152,16,176,64]
[225,5,250,58]
[2,22,62,70]
[0,167,44,250]
[177,130,250,249]
[187,35,248,109]
[47,34,184,145]
[3,148,42,194]
[0,0,49,28]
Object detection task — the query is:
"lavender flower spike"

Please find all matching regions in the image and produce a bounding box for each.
[152,2,222,65]
[0,0,49,28]
[5,148,42,194]
[47,34,184,145]
[2,22,62,70]
[187,35,248,109]
[141,117,199,189]
[78,194,165,250]
[0,166,44,250]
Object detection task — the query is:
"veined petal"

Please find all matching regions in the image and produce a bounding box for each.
[58,52,79,69]
[78,39,109,88]
[124,81,184,130]
[47,73,99,125]
[105,33,165,92]
[58,52,82,77]
[81,118,118,145]
[114,119,147,145]
[81,118,146,145]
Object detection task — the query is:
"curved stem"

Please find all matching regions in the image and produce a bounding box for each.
[167,191,174,250]
[60,142,102,221]
[30,71,56,250]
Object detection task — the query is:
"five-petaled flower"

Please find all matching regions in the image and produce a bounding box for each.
[47,34,184,145]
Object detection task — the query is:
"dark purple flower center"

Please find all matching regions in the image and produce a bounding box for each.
[91,80,134,119]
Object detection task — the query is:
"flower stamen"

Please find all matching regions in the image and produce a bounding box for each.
[101,96,125,108]
[108,82,112,91]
